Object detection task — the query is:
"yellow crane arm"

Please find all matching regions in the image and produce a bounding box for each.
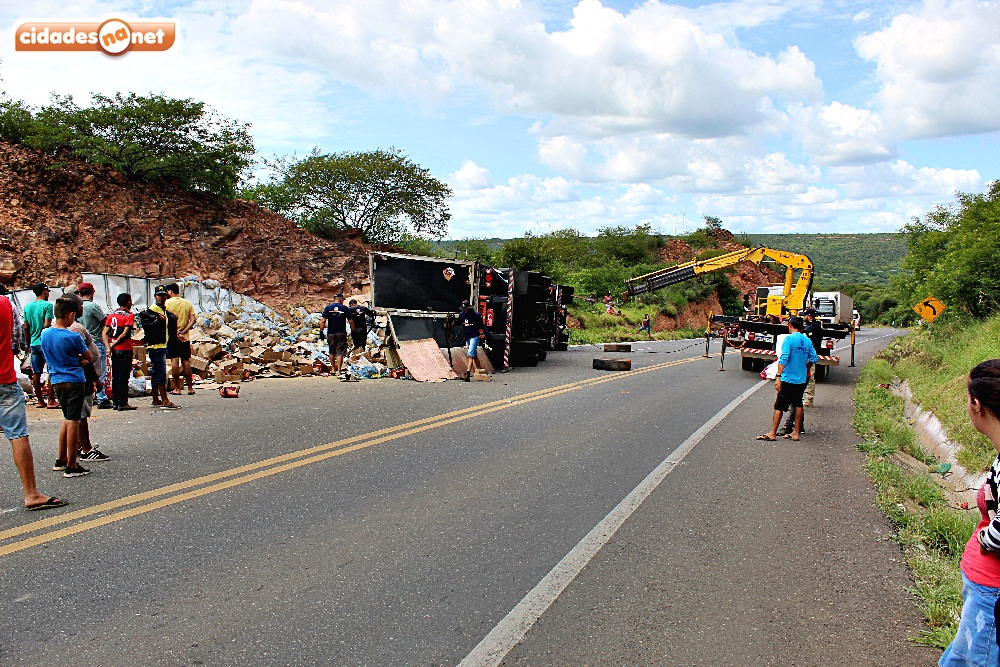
[624,246,813,316]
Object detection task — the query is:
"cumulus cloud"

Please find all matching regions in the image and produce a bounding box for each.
[854,0,1000,138]
[790,102,896,165]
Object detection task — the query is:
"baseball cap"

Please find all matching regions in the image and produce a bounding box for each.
[788,316,804,328]
[155,287,168,296]
[460,300,470,308]
[32,282,48,295]
[335,292,345,299]
[78,281,95,293]
[803,308,817,316]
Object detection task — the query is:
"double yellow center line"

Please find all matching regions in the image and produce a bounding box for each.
[0,354,709,558]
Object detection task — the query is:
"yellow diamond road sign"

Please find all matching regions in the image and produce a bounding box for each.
[913,296,946,323]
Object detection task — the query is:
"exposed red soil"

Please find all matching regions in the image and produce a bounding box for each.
[0,140,381,312]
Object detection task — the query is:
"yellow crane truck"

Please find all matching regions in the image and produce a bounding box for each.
[624,246,850,376]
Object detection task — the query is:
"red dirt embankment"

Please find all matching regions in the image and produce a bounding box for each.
[0,140,376,312]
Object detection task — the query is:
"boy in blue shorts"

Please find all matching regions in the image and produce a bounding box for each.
[40,297,94,478]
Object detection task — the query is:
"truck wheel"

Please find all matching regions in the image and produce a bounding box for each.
[742,356,754,371]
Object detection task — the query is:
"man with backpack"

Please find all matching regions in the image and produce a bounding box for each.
[139,289,179,409]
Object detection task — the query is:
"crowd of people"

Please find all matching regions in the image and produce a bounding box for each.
[0,280,199,507]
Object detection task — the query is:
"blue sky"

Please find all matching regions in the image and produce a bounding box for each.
[2,0,998,238]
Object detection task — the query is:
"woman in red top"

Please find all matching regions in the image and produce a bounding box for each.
[940,359,1000,667]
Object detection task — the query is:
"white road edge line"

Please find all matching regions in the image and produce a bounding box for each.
[457,379,770,667]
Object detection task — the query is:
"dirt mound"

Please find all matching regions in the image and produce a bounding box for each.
[0,140,380,312]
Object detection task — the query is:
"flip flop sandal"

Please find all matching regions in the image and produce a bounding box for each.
[26,496,68,511]
[755,434,776,441]
[782,434,800,440]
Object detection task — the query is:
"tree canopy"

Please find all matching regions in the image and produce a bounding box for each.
[892,180,1000,320]
[0,92,254,198]
[242,148,452,244]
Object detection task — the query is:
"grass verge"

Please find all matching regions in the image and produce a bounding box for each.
[853,358,977,648]
[880,317,1000,471]
[567,302,705,344]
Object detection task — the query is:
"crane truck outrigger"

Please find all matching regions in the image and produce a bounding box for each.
[623,246,851,377]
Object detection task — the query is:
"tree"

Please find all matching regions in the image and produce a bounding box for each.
[243,148,452,244]
[4,93,254,198]
[893,180,1000,319]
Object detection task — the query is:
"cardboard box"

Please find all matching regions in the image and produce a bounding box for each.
[215,368,242,383]
[194,341,224,360]
[261,348,291,362]
[472,370,491,382]
[271,361,296,376]
[296,363,316,375]
[189,356,211,374]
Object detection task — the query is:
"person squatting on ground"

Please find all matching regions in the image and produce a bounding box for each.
[41,297,94,477]
[321,293,351,376]
[0,290,67,510]
[65,293,110,463]
[78,282,112,409]
[23,282,57,409]
[348,299,374,352]
[456,300,489,381]
[779,308,822,436]
[757,316,817,442]
[142,288,180,409]
[103,293,137,411]
[165,283,196,396]
[939,359,1000,667]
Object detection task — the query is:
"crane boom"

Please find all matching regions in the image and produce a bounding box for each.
[624,246,814,317]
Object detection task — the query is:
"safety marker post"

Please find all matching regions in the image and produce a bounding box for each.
[502,268,514,372]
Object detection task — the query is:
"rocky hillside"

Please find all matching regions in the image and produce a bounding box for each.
[0,140,376,312]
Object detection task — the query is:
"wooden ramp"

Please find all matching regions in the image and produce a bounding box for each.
[395,338,457,382]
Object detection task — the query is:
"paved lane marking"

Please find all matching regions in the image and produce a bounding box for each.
[0,354,715,557]
[457,379,770,667]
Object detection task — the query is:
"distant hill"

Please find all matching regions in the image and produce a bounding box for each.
[746,233,906,286]
[436,233,906,287]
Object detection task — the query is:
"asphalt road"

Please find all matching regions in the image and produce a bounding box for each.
[0,329,938,666]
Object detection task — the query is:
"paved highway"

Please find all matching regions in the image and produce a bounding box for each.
[0,329,937,666]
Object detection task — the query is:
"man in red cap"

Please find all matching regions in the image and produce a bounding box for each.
[77,282,112,409]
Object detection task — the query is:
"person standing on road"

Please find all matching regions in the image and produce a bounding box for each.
[23,282,57,409]
[165,283,196,396]
[0,291,67,509]
[103,293,137,411]
[142,289,179,410]
[757,316,817,442]
[41,297,94,477]
[347,299,374,352]
[456,300,489,381]
[940,359,1000,667]
[78,282,112,410]
[779,308,822,436]
[65,293,109,463]
[320,293,351,377]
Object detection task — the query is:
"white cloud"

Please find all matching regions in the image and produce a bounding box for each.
[854,0,1000,138]
[790,101,896,165]
[449,160,493,191]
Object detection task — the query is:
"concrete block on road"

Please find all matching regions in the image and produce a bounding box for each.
[593,357,631,371]
[602,343,632,352]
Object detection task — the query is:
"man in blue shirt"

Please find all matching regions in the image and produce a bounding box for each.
[320,293,351,377]
[455,300,489,381]
[757,316,818,442]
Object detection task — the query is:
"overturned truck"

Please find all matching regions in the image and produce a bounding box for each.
[369,252,572,370]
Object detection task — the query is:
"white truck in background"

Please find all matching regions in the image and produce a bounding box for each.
[810,291,854,326]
